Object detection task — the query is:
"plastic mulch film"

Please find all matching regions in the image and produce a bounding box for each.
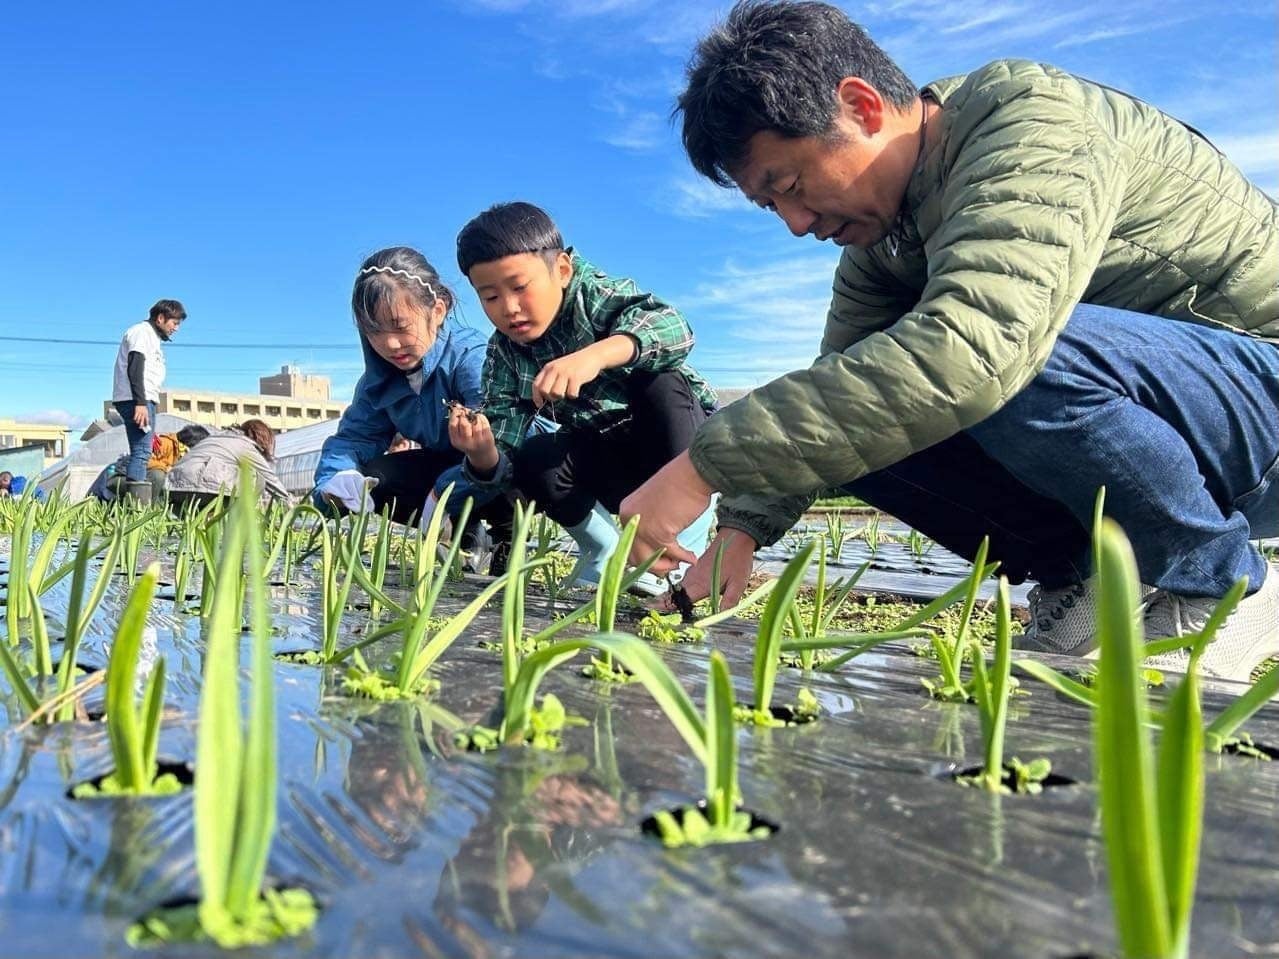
[0,550,1277,958]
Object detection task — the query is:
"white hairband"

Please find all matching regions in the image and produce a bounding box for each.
[359,265,440,300]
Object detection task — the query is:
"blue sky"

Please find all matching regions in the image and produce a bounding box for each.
[2,0,1275,431]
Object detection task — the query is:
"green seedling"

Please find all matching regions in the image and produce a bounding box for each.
[956,576,1049,794]
[495,629,771,845]
[777,538,865,669]
[861,513,882,556]
[578,516,661,683]
[4,497,93,643]
[341,488,512,700]
[650,651,774,848]
[778,543,949,669]
[1093,518,1204,959]
[920,537,996,702]
[73,564,178,798]
[129,461,317,949]
[637,610,706,644]
[907,528,935,561]
[823,511,853,561]
[736,540,820,727]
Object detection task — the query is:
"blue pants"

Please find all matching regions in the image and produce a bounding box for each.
[844,304,1279,598]
[113,400,156,483]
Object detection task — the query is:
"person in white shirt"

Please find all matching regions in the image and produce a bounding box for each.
[111,299,186,505]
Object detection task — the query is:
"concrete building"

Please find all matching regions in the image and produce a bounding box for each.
[259,364,332,401]
[0,418,71,468]
[102,366,347,434]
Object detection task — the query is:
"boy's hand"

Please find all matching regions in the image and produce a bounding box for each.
[448,405,499,473]
[532,348,606,408]
[132,405,150,430]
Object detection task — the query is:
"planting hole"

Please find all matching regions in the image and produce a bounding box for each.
[67,759,195,799]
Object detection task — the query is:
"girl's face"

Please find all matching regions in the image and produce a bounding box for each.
[364,290,447,370]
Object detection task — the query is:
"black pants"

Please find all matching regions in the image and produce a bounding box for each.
[512,371,711,528]
[843,431,1090,588]
[363,448,514,542]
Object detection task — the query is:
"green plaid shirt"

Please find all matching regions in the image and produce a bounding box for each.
[471,250,716,483]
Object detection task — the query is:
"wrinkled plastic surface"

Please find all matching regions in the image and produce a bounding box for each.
[1,546,1278,958]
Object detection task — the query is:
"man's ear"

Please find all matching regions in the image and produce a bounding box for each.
[555,251,573,288]
[835,76,886,136]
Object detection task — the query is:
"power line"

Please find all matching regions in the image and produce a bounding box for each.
[0,335,350,350]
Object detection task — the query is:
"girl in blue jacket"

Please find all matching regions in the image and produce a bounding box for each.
[314,247,515,565]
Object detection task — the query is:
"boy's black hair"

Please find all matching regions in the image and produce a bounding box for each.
[456,202,565,277]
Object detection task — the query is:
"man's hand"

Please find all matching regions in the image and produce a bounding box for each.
[619,451,715,575]
[132,405,150,430]
[447,405,499,474]
[532,346,606,408]
[660,528,758,610]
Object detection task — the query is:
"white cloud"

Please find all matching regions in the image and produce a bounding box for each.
[603,110,667,151]
[1212,130,1279,185]
[666,174,756,219]
[12,408,91,429]
[678,252,841,383]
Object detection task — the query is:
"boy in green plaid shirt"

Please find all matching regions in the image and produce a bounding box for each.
[449,201,718,588]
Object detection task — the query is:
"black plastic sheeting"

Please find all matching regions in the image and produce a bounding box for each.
[1,549,1278,958]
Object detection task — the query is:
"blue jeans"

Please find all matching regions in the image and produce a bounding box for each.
[844,304,1279,598]
[113,400,156,483]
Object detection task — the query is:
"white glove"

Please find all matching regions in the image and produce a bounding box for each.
[320,470,379,514]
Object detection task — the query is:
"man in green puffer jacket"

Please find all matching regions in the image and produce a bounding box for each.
[621,0,1279,682]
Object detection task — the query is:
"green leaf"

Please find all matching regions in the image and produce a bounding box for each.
[105,564,161,792]
[140,658,167,775]
[754,540,816,713]
[1013,659,1099,709]
[692,577,780,628]
[706,652,738,827]
[224,460,277,919]
[1094,519,1171,959]
[402,572,512,692]
[1157,666,1203,957]
[981,578,1013,788]
[504,633,706,763]
[196,466,249,928]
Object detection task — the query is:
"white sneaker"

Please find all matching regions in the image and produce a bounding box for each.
[1143,569,1279,684]
[1015,581,1099,655]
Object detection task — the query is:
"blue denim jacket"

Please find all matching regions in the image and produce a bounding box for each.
[313,322,490,509]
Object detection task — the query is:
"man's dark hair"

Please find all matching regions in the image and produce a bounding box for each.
[149,299,187,322]
[676,0,917,186]
[456,202,565,277]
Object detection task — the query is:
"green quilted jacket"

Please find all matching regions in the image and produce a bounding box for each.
[701,59,1279,547]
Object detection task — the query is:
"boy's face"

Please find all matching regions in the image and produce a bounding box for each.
[468,252,571,344]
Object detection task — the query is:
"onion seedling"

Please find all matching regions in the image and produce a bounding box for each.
[1093,518,1204,959]
[340,487,512,701]
[73,564,178,797]
[578,516,660,683]
[774,539,865,669]
[956,576,1050,794]
[129,461,317,949]
[736,539,821,726]
[919,537,996,702]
